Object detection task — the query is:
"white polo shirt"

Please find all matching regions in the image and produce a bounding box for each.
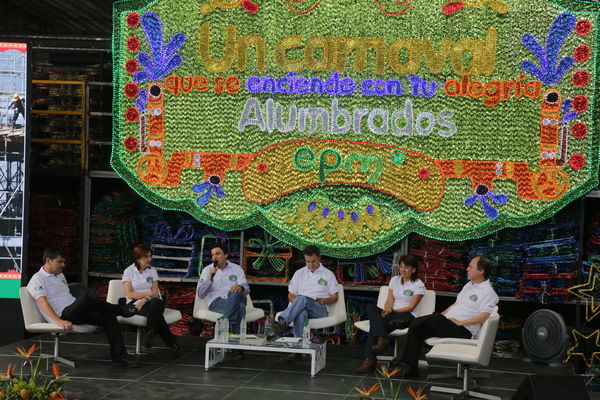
[445,279,499,337]
[27,267,75,322]
[388,276,426,317]
[289,264,339,302]
[196,261,249,306]
[122,264,159,303]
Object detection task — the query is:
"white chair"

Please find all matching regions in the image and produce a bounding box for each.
[19,287,96,367]
[193,291,265,326]
[425,310,501,400]
[354,287,436,361]
[275,285,347,333]
[106,280,182,355]
[425,305,499,379]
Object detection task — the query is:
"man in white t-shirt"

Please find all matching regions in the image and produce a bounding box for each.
[394,256,499,378]
[273,245,339,360]
[196,244,249,335]
[26,246,138,366]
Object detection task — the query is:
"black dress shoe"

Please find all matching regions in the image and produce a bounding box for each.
[113,355,140,367]
[272,321,286,336]
[115,304,137,318]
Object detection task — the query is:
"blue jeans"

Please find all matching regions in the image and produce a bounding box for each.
[279,295,328,337]
[209,291,247,334]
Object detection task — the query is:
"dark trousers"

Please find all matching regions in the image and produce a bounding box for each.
[400,313,471,373]
[364,303,414,357]
[129,298,176,346]
[61,293,125,360]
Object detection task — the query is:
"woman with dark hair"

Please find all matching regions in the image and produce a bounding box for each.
[356,254,425,372]
[122,244,179,352]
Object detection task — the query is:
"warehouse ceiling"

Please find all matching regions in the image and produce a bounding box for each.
[0,0,117,37]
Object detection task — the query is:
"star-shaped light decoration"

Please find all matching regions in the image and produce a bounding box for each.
[568,263,600,322]
[565,329,600,368]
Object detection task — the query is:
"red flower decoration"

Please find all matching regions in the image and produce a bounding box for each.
[442,1,464,15]
[569,154,585,170]
[257,162,268,173]
[124,136,138,151]
[575,20,592,36]
[125,59,139,74]
[242,0,259,13]
[126,12,140,27]
[418,168,429,180]
[573,70,589,87]
[573,95,588,113]
[572,123,587,139]
[124,82,139,98]
[574,45,591,63]
[127,37,140,52]
[125,107,139,122]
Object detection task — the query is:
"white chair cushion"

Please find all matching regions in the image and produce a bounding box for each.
[354,320,370,333]
[25,322,96,334]
[193,302,265,323]
[118,308,182,326]
[389,328,408,336]
[426,343,482,365]
[427,337,478,346]
[194,309,222,322]
[425,337,442,346]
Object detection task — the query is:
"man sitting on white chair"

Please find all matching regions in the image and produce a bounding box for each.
[26,246,139,366]
[393,256,499,378]
[196,244,249,335]
[273,245,339,361]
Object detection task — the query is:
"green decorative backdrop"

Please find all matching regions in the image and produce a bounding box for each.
[112,0,599,257]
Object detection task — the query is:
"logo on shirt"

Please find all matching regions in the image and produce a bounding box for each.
[403,289,414,297]
[229,275,237,281]
[469,294,479,302]
[146,277,154,283]
[317,278,327,286]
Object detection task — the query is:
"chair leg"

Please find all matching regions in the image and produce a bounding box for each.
[39,333,75,367]
[135,328,141,355]
[430,365,501,400]
[428,362,463,380]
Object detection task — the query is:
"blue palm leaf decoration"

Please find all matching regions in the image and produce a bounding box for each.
[134,12,187,83]
[520,13,576,85]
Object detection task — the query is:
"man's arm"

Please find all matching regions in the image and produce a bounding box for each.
[196,268,214,299]
[448,312,490,327]
[316,292,338,305]
[36,296,72,330]
[288,292,297,303]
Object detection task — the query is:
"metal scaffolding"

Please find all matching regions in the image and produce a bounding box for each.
[0,48,26,133]
[0,46,26,272]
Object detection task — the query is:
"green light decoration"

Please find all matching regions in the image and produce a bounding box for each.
[112,0,599,257]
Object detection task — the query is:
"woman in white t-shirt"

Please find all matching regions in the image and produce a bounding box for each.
[122,244,178,353]
[356,254,425,372]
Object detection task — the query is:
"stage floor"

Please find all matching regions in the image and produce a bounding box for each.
[1,332,595,400]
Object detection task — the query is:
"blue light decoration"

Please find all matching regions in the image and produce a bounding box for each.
[133,12,187,83]
[520,13,576,85]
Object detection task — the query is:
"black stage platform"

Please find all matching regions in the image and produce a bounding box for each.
[1,332,595,399]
